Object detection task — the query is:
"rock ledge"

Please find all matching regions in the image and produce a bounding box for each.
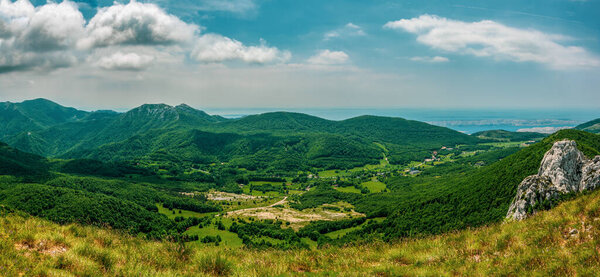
[507,140,600,220]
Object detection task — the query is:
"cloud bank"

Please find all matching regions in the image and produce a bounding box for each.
[0,0,289,73]
[192,34,291,64]
[385,15,600,70]
[94,52,155,71]
[77,1,197,49]
[0,0,83,72]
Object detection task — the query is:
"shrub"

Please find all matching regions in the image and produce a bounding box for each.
[199,254,233,276]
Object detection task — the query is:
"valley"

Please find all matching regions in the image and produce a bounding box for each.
[1,99,599,275]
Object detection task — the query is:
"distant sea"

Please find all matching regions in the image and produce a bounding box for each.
[203,108,600,134]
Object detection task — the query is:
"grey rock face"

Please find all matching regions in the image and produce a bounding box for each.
[537,140,586,192]
[506,176,558,220]
[506,140,600,220]
[581,156,600,192]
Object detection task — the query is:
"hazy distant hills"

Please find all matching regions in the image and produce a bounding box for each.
[1,99,480,170]
[471,129,547,142]
[576,118,600,134]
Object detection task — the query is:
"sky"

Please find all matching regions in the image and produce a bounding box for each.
[1,0,600,111]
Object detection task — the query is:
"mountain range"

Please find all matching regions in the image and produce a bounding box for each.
[1,99,481,171]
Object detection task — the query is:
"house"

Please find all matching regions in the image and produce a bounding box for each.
[409,170,421,175]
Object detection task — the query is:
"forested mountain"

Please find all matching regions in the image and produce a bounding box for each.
[0,98,88,139]
[342,129,600,240]
[3,99,479,170]
[0,141,49,179]
[576,118,600,133]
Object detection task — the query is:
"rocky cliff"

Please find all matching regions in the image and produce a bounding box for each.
[507,140,600,220]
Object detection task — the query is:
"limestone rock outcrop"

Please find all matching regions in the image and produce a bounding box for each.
[507,140,600,220]
[581,156,600,192]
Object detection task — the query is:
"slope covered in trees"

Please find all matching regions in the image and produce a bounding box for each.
[0,175,220,239]
[0,141,50,180]
[0,98,88,140]
[340,129,600,240]
[4,99,480,171]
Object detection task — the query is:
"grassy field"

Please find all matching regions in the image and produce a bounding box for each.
[186,224,243,248]
[156,204,214,219]
[2,187,600,275]
[361,180,386,193]
[317,170,344,178]
[334,186,362,194]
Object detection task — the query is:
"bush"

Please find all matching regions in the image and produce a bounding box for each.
[199,254,233,276]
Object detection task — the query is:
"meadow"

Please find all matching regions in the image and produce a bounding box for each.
[2,186,599,276]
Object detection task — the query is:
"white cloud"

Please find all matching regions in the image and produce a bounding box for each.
[191,34,291,64]
[410,56,449,63]
[0,0,289,73]
[384,14,600,69]
[324,22,366,40]
[307,50,349,65]
[21,0,84,51]
[95,52,155,71]
[77,1,198,49]
[0,0,83,72]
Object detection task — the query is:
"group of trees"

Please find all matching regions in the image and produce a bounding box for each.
[0,183,174,238]
[298,217,367,241]
[289,186,361,210]
[0,175,224,240]
[229,220,308,249]
[249,183,285,194]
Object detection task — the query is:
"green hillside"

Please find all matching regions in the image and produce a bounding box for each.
[0,99,89,140]
[2,99,598,258]
[576,118,600,133]
[8,103,227,157]
[2,185,599,276]
[321,129,600,241]
[0,141,49,179]
[4,99,479,171]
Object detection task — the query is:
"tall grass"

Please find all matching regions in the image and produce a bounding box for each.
[1,189,600,276]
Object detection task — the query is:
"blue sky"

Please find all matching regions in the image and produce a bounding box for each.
[1,0,599,110]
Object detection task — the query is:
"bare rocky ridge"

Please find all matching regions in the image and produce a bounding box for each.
[507,140,600,220]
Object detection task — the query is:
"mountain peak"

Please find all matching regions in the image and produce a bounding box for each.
[22,98,58,105]
[124,104,178,121]
[136,103,173,110]
[175,103,193,109]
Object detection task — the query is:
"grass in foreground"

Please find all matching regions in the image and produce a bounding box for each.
[2,189,600,276]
